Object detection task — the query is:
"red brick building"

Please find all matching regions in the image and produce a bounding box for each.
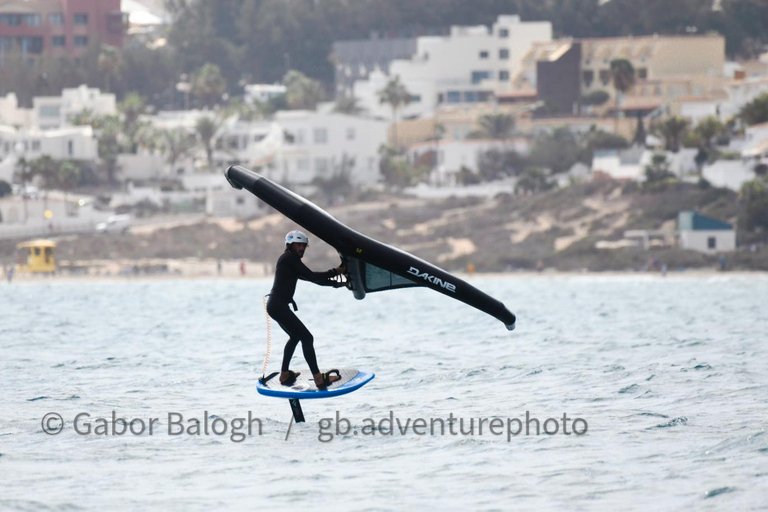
[0,0,125,66]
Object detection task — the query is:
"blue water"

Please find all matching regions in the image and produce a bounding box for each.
[1,275,767,510]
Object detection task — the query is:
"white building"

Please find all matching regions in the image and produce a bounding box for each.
[353,15,552,120]
[678,211,735,254]
[269,109,389,188]
[702,159,757,191]
[592,148,698,181]
[0,93,33,127]
[33,85,116,130]
[0,125,99,183]
[244,84,287,104]
[407,138,530,186]
[0,191,110,240]
[206,189,265,217]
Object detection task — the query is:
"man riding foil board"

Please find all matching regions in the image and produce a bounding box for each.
[267,230,345,389]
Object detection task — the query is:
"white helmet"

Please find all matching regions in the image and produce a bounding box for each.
[285,230,309,245]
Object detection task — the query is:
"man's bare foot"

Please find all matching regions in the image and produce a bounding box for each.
[314,371,341,388]
[280,370,300,385]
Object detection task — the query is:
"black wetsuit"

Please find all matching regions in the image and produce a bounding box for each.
[266,251,338,375]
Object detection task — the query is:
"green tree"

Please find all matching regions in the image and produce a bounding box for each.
[694,116,725,150]
[160,128,196,178]
[377,77,412,148]
[14,157,34,223]
[333,95,366,115]
[98,45,121,93]
[27,155,61,192]
[644,153,675,184]
[191,63,227,108]
[119,93,148,153]
[529,128,589,174]
[610,59,635,130]
[477,149,528,181]
[378,145,428,190]
[283,70,325,110]
[586,129,630,151]
[654,116,689,153]
[580,90,610,107]
[515,167,553,195]
[739,178,768,230]
[312,155,355,205]
[477,113,515,140]
[195,115,222,170]
[739,92,768,126]
[89,115,123,184]
[0,180,11,198]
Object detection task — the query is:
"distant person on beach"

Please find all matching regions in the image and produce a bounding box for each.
[6,265,14,283]
[239,261,246,275]
[266,230,345,389]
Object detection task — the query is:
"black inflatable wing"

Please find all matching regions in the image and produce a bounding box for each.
[225,165,516,331]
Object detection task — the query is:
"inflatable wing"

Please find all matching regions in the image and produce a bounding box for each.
[225,165,516,331]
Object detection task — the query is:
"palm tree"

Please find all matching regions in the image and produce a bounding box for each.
[610,59,636,131]
[333,95,366,115]
[694,116,725,149]
[57,161,81,209]
[477,113,515,140]
[195,115,222,170]
[160,128,195,178]
[119,93,147,153]
[655,116,689,153]
[283,70,325,110]
[98,45,121,93]
[191,63,227,108]
[377,77,413,148]
[14,157,34,223]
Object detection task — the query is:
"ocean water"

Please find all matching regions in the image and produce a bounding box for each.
[1,275,767,510]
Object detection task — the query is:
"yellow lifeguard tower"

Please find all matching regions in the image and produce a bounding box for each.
[17,239,57,274]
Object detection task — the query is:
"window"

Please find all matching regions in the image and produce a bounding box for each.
[314,158,329,174]
[67,140,73,156]
[31,140,40,151]
[410,94,421,103]
[20,37,44,54]
[52,36,65,47]
[73,13,88,25]
[446,91,461,103]
[499,70,510,81]
[49,13,64,25]
[74,36,88,47]
[346,127,356,141]
[1,37,12,50]
[499,48,509,60]
[708,237,716,249]
[295,129,305,145]
[638,68,647,79]
[464,91,477,103]
[297,158,310,171]
[479,51,489,59]
[499,28,509,38]
[22,14,41,26]
[0,14,21,27]
[313,127,327,144]
[583,70,594,87]
[471,71,492,84]
[599,70,610,86]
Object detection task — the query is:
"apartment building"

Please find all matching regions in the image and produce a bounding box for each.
[0,0,125,67]
[352,15,552,120]
[514,35,726,114]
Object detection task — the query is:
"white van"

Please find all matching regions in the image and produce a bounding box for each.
[96,214,131,234]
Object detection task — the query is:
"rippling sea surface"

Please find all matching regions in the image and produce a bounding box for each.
[1,275,767,510]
